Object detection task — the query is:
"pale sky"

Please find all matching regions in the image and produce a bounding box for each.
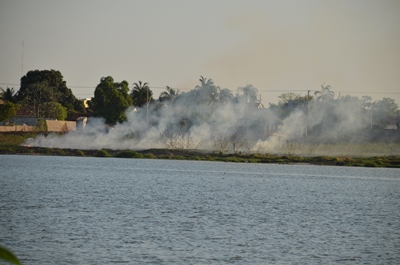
[1,0,399,105]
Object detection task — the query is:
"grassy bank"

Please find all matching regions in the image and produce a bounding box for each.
[1,132,399,168]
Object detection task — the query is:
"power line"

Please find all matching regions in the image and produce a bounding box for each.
[334,90,400,95]
[1,82,400,95]
[0,83,19,86]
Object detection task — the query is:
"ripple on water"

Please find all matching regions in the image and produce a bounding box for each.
[1,156,399,264]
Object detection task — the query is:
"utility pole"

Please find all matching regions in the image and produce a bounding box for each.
[305,90,311,137]
[370,109,373,129]
[146,87,149,126]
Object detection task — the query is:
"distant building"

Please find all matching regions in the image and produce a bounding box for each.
[246,102,265,109]
[3,104,38,126]
[76,116,88,130]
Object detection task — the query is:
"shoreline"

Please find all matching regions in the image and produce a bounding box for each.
[1,145,399,168]
[1,132,399,168]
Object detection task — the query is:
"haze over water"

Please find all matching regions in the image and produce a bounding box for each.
[1,155,399,264]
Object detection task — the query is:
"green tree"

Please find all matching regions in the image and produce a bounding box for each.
[371,97,399,128]
[0,87,17,103]
[90,76,133,124]
[278,92,300,105]
[130,81,153,108]
[314,83,334,102]
[237,84,258,103]
[194,76,220,106]
[197,76,214,88]
[22,81,54,119]
[219,88,234,104]
[270,92,312,119]
[17,69,85,115]
[0,102,19,123]
[40,102,68,120]
[159,86,179,103]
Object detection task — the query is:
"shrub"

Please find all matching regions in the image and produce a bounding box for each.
[36,119,48,132]
[364,161,378,167]
[224,157,242,162]
[6,147,15,154]
[56,149,66,156]
[96,149,111,157]
[115,151,143,158]
[76,150,85,156]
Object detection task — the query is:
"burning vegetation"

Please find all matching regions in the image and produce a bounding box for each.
[21,77,399,157]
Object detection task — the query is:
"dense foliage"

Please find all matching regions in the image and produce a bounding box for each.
[1,70,399,132]
[0,87,17,103]
[4,70,85,121]
[130,81,153,108]
[89,76,133,124]
[0,102,18,123]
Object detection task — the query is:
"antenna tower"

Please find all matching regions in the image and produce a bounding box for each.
[21,41,24,75]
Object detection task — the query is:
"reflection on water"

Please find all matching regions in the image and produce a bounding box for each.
[1,155,399,264]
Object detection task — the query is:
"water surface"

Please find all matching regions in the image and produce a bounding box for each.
[1,155,399,264]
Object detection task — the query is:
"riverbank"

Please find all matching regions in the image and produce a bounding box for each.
[1,132,399,167]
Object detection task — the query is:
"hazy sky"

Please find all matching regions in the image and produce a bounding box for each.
[1,0,399,104]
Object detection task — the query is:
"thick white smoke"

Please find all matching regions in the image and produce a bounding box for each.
[25,85,399,156]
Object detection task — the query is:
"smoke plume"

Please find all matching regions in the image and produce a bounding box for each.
[25,83,399,157]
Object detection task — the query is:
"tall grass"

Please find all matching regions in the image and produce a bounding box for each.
[278,142,400,157]
[0,132,38,146]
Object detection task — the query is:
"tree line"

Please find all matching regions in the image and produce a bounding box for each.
[1,69,399,130]
[269,84,399,129]
[0,70,85,124]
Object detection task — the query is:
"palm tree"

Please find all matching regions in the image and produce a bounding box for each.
[130,81,153,125]
[159,86,179,103]
[194,76,219,106]
[219,88,234,104]
[196,76,214,89]
[237,85,258,103]
[130,81,152,108]
[0,87,17,103]
[314,83,334,102]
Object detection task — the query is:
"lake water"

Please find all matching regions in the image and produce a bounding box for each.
[1,155,399,264]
